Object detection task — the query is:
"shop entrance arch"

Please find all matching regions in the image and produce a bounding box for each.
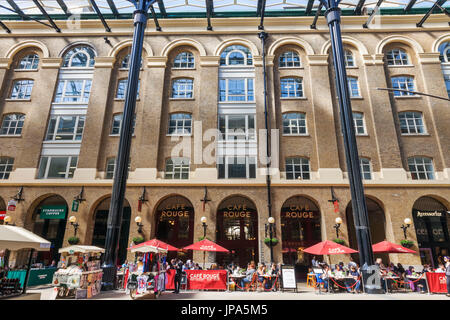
[31,195,68,265]
[92,197,131,265]
[281,196,322,277]
[412,196,449,268]
[346,197,388,264]
[155,195,194,261]
[216,196,258,267]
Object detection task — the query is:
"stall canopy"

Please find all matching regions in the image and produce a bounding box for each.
[0,225,51,251]
[372,240,416,254]
[58,245,105,254]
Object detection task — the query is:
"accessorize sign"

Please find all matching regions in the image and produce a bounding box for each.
[39,205,67,219]
[416,211,445,218]
[185,270,227,290]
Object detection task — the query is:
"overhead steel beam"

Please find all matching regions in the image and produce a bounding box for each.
[206,0,214,30]
[32,0,61,32]
[363,0,383,28]
[149,5,162,31]
[0,20,11,33]
[258,0,266,30]
[0,4,55,29]
[56,0,71,16]
[354,0,366,15]
[404,0,417,11]
[306,0,315,14]
[6,0,25,16]
[157,0,167,17]
[416,0,446,27]
[310,3,323,29]
[436,2,450,17]
[106,0,119,17]
[88,0,111,32]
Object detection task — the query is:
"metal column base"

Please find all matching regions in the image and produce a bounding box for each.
[101,265,117,291]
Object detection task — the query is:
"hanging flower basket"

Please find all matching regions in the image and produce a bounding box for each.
[400,239,414,248]
[333,238,345,245]
[133,236,145,245]
[68,237,80,245]
[264,238,279,247]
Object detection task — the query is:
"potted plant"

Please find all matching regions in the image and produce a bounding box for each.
[333,238,345,245]
[133,236,145,245]
[400,239,414,248]
[264,237,279,247]
[68,236,80,245]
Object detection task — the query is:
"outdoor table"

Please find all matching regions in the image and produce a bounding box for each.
[329,276,357,293]
[229,275,245,291]
[405,274,429,293]
[382,275,400,293]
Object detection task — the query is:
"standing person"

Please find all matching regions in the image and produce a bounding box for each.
[174,259,184,294]
[311,256,319,267]
[444,256,450,297]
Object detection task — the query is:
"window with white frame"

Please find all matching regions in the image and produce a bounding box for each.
[347,77,360,97]
[344,50,355,67]
[352,112,366,135]
[62,45,96,68]
[165,158,190,179]
[171,78,194,99]
[218,156,256,179]
[220,45,253,66]
[282,113,307,135]
[10,80,34,99]
[280,78,303,98]
[54,79,92,103]
[408,157,435,180]
[438,42,450,63]
[45,115,85,141]
[285,157,310,180]
[17,54,39,70]
[391,76,415,96]
[360,157,372,180]
[173,52,195,69]
[0,157,14,179]
[386,49,409,66]
[120,54,143,69]
[110,113,136,135]
[116,79,140,99]
[37,156,78,179]
[168,113,192,135]
[445,75,450,98]
[398,111,426,134]
[218,114,255,141]
[105,157,131,179]
[219,78,254,102]
[279,51,301,68]
[1,114,25,135]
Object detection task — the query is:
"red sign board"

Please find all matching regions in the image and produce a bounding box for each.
[0,211,5,220]
[426,273,447,293]
[186,270,227,290]
[7,199,16,212]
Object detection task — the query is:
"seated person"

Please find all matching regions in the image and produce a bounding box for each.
[435,264,446,273]
[406,266,427,293]
[344,266,361,293]
[240,262,256,290]
[320,264,332,291]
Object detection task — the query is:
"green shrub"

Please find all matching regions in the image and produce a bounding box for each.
[68,236,80,245]
[133,236,145,244]
[333,238,345,245]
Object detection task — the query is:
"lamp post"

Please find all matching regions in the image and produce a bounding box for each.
[267,217,275,263]
[201,216,207,238]
[400,218,412,240]
[69,216,79,237]
[333,217,342,239]
[135,216,144,234]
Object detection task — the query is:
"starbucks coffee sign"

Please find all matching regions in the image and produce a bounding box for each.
[39,205,67,219]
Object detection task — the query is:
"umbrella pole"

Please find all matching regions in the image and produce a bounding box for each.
[203,251,206,269]
[23,249,34,295]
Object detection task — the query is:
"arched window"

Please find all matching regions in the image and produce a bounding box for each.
[438,41,450,63]
[408,157,434,180]
[17,54,39,70]
[1,114,25,135]
[279,51,301,68]
[285,157,310,180]
[386,48,409,66]
[165,158,190,179]
[360,158,372,180]
[282,113,307,135]
[398,111,426,134]
[62,45,96,68]
[391,76,415,96]
[120,53,143,69]
[168,113,192,135]
[280,78,303,98]
[173,52,195,69]
[220,45,253,66]
[344,49,355,67]
[0,157,14,179]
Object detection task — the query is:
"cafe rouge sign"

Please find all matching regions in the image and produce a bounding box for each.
[39,205,67,219]
[282,205,317,219]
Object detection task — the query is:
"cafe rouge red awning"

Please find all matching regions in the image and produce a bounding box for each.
[128,239,179,252]
[303,240,358,255]
[183,239,229,252]
[372,240,416,254]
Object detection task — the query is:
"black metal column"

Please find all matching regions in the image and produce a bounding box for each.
[101,0,155,291]
[321,0,382,293]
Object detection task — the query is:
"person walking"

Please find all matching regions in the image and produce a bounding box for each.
[174,259,184,294]
[445,256,450,297]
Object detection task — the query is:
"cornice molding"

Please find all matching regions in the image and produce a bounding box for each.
[418,52,442,64]
[41,57,62,69]
[0,57,12,69]
[94,56,116,68]
[307,54,329,66]
[199,56,220,67]
[147,56,168,68]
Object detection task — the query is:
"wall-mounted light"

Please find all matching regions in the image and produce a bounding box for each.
[334,217,343,238]
[135,216,143,234]
[69,216,79,237]
[201,216,207,237]
[401,218,412,239]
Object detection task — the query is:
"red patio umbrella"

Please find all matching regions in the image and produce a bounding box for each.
[372,240,416,254]
[128,238,179,253]
[303,240,358,255]
[183,239,229,268]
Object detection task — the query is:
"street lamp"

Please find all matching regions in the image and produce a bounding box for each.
[69,216,79,237]
[201,216,207,238]
[333,217,343,238]
[400,218,412,239]
[267,217,276,263]
[135,216,143,234]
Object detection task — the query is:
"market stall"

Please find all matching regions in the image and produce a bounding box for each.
[0,225,51,298]
[52,245,104,299]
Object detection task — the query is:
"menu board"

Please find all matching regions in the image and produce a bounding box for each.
[281,265,297,291]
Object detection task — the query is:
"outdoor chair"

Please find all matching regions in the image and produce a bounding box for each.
[306,274,316,288]
[246,273,258,292]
